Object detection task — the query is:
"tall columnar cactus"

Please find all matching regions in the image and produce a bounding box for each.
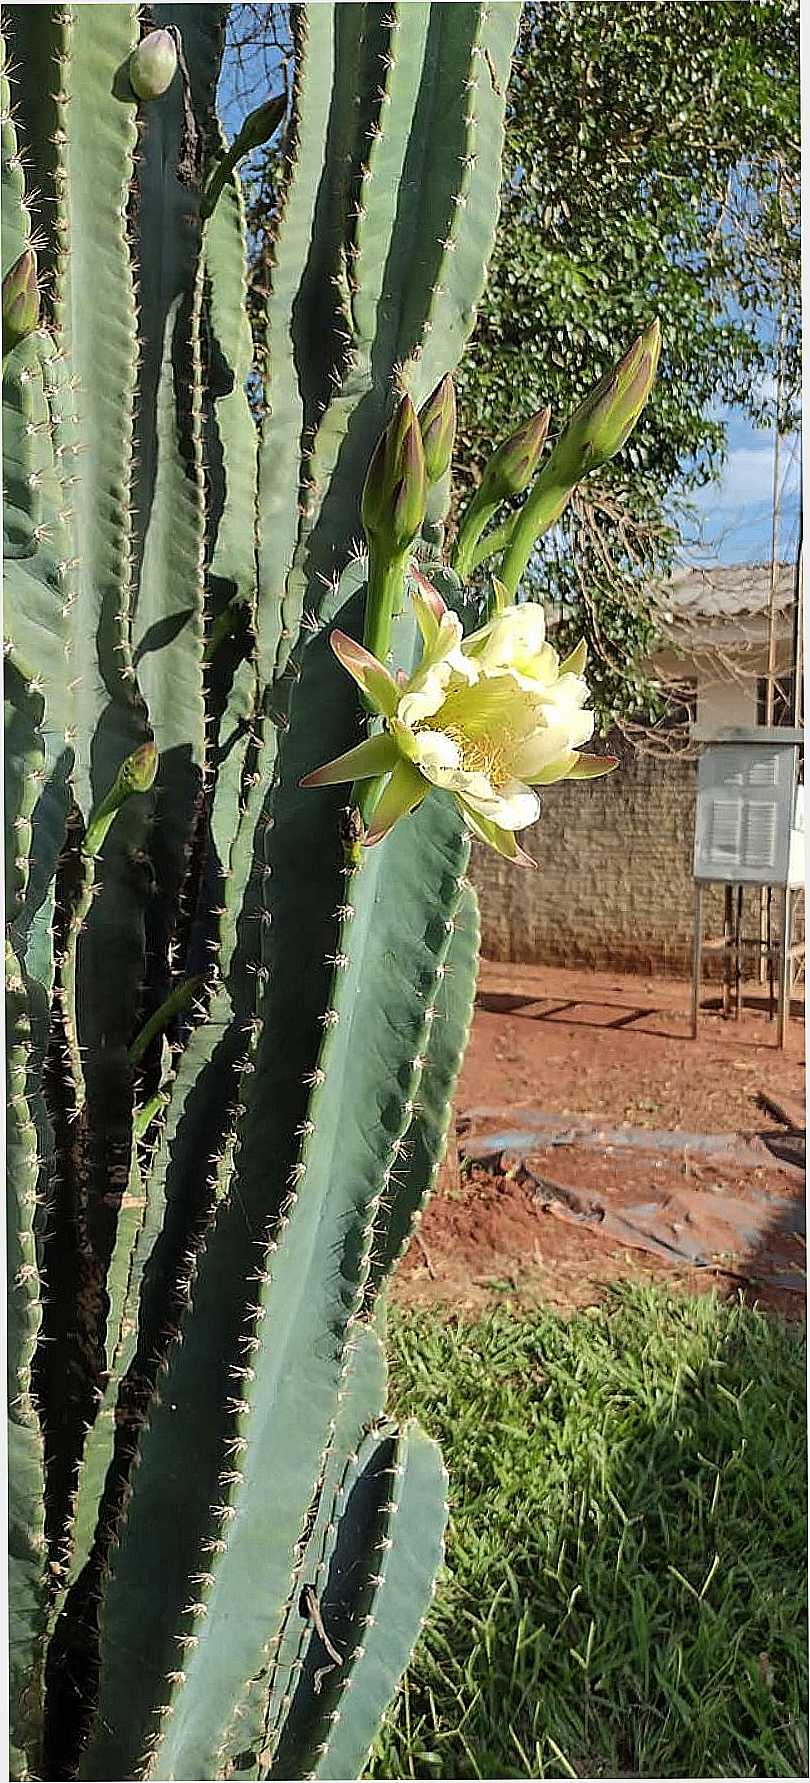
[3,7,658,1779]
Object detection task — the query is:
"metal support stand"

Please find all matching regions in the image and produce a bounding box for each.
[692,878,803,1048]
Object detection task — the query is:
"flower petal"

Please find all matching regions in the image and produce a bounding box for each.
[398,610,479,726]
[524,749,580,785]
[456,798,536,866]
[330,630,399,717]
[412,592,441,651]
[300,729,399,788]
[566,751,619,779]
[397,665,452,728]
[495,647,561,693]
[558,638,588,676]
[410,570,447,649]
[462,601,547,673]
[510,707,595,778]
[458,775,541,831]
[365,759,429,845]
[411,567,448,619]
[408,728,463,778]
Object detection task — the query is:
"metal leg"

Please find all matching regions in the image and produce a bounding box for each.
[722,884,733,1019]
[758,885,768,985]
[777,884,791,1050]
[691,882,703,1038]
[767,885,775,1021]
[735,884,743,1020]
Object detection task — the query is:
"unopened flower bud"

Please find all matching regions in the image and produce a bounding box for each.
[560,318,661,474]
[84,742,158,856]
[129,28,177,101]
[451,406,550,581]
[119,741,159,795]
[418,375,457,485]
[2,249,39,351]
[362,394,427,555]
[236,93,286,156]
[478,406,551,504]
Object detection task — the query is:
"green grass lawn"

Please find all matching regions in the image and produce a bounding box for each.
[369,1286,807,1780]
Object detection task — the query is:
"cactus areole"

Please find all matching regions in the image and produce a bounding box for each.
[2,5,658,1779]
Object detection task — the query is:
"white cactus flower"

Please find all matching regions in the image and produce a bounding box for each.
[300,578,616,863]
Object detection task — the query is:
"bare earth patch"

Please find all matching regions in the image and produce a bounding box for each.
[394,960,806,1320]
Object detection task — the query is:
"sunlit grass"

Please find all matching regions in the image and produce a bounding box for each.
[369,1285,807,1779]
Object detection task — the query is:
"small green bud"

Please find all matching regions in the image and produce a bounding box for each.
[129,28,177,100]
[477,405,551,504]
[200,93,286,219]
[119,741,159,795]
[418,375,457,485]
[362,394,427,555]
[2,249,39,351]
[83,742,158,856]
[560,318,661,474]
[235,93,286,156]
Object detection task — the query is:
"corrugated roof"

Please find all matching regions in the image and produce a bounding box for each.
[659,562,796,623]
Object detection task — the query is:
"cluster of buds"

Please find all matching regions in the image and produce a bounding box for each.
[334,321,661,863]
[359,374,456,668]
[451,318,661,595]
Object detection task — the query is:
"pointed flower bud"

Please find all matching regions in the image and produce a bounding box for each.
[2,249,39,352]
[560,318,661,474]
[477,406,551,504]
[235,93,287,156]
[418,375,457,485]
[129,28,178,100]
[119,741,159,795]
[84,742,158,856]
[362,394,427,556]
[452,407,551,580]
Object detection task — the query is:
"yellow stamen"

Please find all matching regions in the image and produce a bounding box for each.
[424,722,510,788]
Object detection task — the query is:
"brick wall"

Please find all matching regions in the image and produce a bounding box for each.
[470,733,728,976]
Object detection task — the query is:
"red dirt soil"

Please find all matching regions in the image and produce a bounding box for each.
[394,961,806,1320]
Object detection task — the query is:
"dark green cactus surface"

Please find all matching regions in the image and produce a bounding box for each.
[2,6,521,1777]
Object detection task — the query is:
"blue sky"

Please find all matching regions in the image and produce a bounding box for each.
[681,407,801,571]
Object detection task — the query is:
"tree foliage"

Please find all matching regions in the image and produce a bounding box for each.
[225,0,799,730]
[454,0,800,727]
